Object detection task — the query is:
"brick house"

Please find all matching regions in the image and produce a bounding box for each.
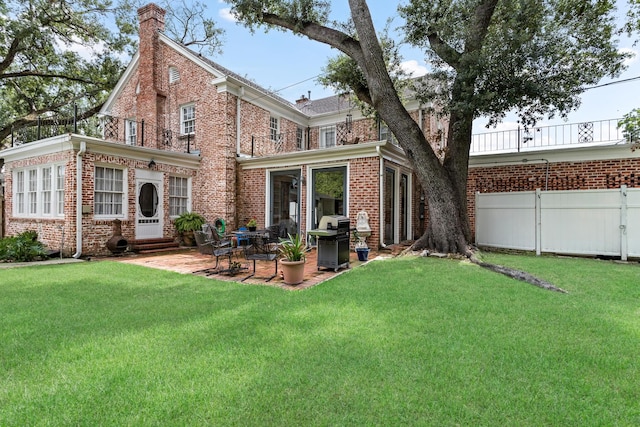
[2,3,638,257]
[0,3,444,256]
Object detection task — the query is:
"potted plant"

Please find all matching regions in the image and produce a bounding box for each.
[174,212,206,246]
[246,218,258,232]
[353,230,370,261]
[278,233,308,285]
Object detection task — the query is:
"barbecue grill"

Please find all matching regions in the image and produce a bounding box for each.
[308,215,350,272]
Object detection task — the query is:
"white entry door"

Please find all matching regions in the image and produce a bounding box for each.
[135,169,163,239]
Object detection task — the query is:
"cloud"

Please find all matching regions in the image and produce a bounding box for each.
[400,60,427,77]
[219,7,237,23]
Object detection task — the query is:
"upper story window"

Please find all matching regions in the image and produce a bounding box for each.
[169,176,190,217]
[296,126,305,150]
[270,116,279,142]
[125,119,137,145]
[181,104,196,135]
[13,164,65,218]
[379,121,397,143]
[94,166,125,217]
[169,66,180,83]
[320,126,336,148]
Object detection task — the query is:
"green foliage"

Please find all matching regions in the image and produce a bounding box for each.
[618,108,640,146]
[173,212,206,233]
[399,0,628,128]
[278,233,308,261]
[0,230,48,262]
[0,0,225,147]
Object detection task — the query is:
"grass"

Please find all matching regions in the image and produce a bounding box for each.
[1,254,639,425]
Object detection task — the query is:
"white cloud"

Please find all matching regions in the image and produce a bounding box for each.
[219,7,237,23]
[619,48,638,67]
[400,60,427,78]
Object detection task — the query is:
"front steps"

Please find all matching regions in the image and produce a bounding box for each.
[129,238,180,254]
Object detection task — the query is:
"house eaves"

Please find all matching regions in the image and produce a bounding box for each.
[1,134,201,169]
[237,140,406,170]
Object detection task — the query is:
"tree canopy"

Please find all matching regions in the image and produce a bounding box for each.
[229,0,631,254]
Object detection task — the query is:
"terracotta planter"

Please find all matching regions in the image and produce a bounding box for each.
[281,259,305,285]
[182,231,195,246]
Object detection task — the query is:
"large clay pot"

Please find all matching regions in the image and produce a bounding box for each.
[281,259,305,285]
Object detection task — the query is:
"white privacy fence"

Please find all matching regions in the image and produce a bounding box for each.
[475,186,640,260]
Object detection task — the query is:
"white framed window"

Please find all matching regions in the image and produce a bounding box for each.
[270,116,279,142]
[41,167,52,215]
[125,119,137,145]
[169,176,190,217]
[15,170,25,215]
[181,104,196,135]
[379,121,396,143]
[320,126,336,148]
[56,165,65,215]
[12,164,65,218]
[94,166,125,217]
[28,169,38,215]
[296,126,305,150]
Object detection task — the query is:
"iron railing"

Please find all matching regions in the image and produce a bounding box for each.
[471,118,626,154]
[10,111,195,153]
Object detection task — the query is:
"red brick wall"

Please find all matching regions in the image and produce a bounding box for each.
[467,157,640,238]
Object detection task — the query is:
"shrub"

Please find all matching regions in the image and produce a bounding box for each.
[0,230,49,262]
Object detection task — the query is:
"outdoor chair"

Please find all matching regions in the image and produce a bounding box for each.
[242,234,279,282]
[193,230,235,276]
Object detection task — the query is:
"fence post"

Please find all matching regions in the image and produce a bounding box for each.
[475,191,480,245]
[536,188,542,256]
[620,185,628,261]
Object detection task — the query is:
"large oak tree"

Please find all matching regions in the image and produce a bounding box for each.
[229,0,628,254]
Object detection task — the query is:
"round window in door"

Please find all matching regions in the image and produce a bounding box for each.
[138,182,159,217]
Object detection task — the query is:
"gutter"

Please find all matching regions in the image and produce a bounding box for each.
[73,141,86,258]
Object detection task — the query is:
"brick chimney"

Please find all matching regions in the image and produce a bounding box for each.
[137,3,166,148]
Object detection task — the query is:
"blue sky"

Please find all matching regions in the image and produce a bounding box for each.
[208,1,639,133]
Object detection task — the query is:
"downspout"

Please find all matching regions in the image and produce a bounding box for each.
[376,145,386,248]
[73,141,86,258]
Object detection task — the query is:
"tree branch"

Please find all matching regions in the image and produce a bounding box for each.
[0,70,97,85]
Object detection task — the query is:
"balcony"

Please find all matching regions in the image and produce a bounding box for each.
[471,118,626,154]
[8,113,195,153]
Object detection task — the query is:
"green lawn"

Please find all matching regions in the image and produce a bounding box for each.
[1,254,639,425]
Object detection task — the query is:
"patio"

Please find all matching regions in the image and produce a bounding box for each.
[113,245,404,290]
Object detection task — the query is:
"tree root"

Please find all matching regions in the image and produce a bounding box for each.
[467,250,568,293]
[405,242,567,293]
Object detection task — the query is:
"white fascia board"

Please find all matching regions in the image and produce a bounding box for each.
[213,76,308,125]
[1,134,76,162]
[469,142,640,167]
[100,51,140,115]
[238,140,387,170]
[1,134,201,169]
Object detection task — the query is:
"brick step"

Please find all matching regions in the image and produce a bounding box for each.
[129,238,180,253]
